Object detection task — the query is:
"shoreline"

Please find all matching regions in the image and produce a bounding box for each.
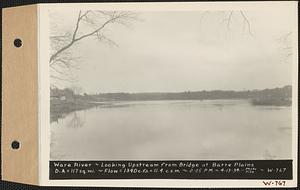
[50,98,291,123]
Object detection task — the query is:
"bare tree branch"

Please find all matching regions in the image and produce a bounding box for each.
[94,33,118,47]
[276,32,293,63]
[50,41,75,63]
[74,15,120,42]
[217,11,253,36]
[72,11,82,41]
[49,10,137,67]
[227,11,233,30]
[240,11,253,36]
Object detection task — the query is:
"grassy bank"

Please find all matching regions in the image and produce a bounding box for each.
[251,97,292,106]
[50,100,102,122]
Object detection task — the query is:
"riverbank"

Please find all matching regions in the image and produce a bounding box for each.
[251,97,292,106]
[50,100,109,122]
[50,85,292,122]
[51,96,292,123]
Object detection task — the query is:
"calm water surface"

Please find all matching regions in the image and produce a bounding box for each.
[50,100,292,160]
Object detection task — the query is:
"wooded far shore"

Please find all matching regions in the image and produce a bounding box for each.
[50,85,292,122]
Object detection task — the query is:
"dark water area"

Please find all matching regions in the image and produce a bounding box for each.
[50,100,292,160]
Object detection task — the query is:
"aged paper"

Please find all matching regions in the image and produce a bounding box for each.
[37,2,298,187]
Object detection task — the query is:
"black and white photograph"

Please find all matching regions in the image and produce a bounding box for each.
[48,3,296,164]
[1,1,297,188]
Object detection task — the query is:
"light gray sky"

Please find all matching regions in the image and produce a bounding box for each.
[49,8,296,93]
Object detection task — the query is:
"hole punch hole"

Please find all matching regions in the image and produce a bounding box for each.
[11,140,20,150]
[14,38,22,48]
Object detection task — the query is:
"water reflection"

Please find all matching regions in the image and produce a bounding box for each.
[66,111,86,128]
[50,100,292,160]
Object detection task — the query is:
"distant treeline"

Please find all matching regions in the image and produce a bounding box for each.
[51,85,292,104]
[85,85,291,102]
[50,85,292,122]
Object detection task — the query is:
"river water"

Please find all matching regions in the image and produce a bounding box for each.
[50,100,292,160]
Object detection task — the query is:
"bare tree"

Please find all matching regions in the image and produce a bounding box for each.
[50,10,137,86]
[71,85,84,104]
[276,32,293,63]
[200,11,253,36]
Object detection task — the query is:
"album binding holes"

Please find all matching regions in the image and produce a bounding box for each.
[11,140,20,150]
[14,38,22,48]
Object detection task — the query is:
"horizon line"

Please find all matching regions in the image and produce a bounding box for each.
[51,85,292,94]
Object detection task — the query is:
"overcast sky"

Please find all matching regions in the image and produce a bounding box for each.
[49,6,296,93]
